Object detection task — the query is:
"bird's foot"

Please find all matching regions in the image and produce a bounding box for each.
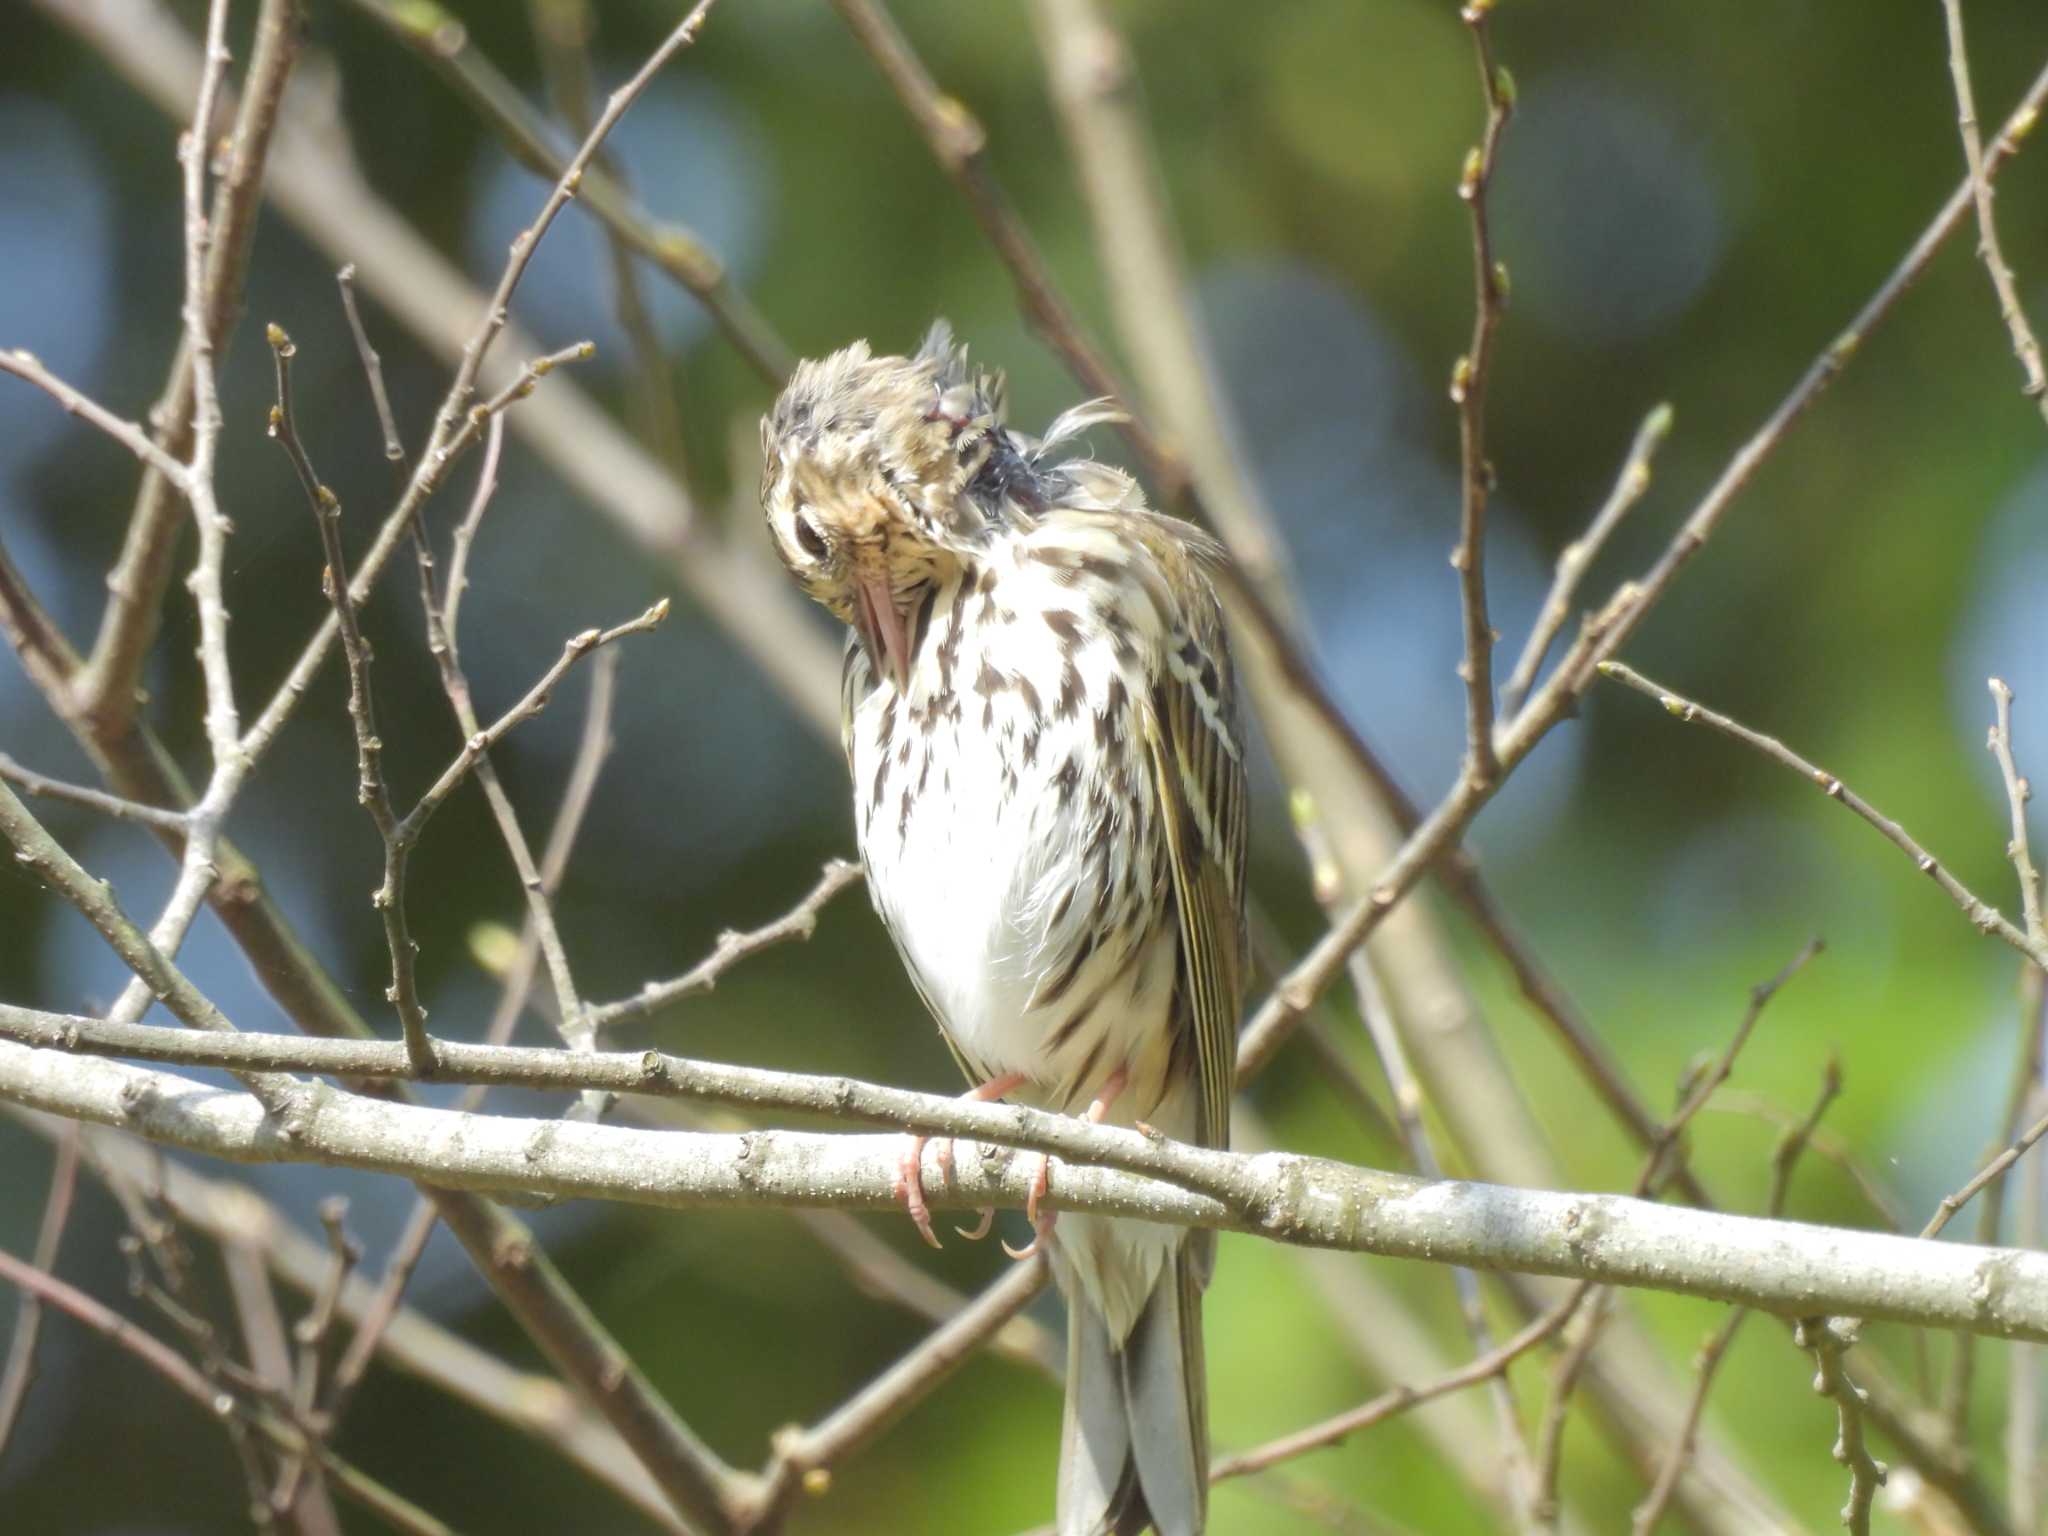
[1002,1153,1056,1260]
[898,1071,1031,1250]
[895,1134,943,1250]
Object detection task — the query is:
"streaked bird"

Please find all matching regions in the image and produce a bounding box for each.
[761,325,1246,1536]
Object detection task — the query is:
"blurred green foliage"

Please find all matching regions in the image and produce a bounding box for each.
[3,1,2048,1532]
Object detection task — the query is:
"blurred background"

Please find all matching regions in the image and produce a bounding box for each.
[3,1,2047,1531]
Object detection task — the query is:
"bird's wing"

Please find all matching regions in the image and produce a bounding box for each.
[1142,613,1248,1154]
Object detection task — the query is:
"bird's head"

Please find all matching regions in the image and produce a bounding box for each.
[760,324,1030,691]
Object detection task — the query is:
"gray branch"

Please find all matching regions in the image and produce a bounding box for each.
[4,1034,2047,1346]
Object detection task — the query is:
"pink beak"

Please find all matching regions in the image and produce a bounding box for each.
[855,574,911,694]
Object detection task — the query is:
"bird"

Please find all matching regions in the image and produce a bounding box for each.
[760,324,1247,1536]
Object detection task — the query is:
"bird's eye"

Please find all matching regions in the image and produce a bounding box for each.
[794,515,828,560]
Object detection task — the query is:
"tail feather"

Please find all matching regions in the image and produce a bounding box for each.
[1058,1248,1207,1536]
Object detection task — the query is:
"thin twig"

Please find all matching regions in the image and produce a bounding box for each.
[0,1126,81,1461]
[1213,1285,1592,1482]
[528,0,697,492]
[1026,0,1291,604]
[1988,678,2044,945]
[341,0,794,383]
[0,754,189,831]
[7,1107,689,1534]
[739,1257,1051,1530]
[1923,1090,2048,1244]
[0,350,194,486]
[1293,803,1536,1518]
[586,860,863,1031]
[1499,403,1673,723]
[221,1237,343,1536]
[1796,1316,1888,1535]
[0,780,296,1112]
[442,413,505,646]
[337,264,405,465]
[1599,660,2048,971]
[1938,0,2048,422]
[431,2,718,449]
[328,653,622,1418]
[1634,1059,1842,1535]
[1531,942,1819,1524]
[268,324,436,1075]
[0,1247,457,1536]
[73,0,302,735]
[1449,0,1514,784]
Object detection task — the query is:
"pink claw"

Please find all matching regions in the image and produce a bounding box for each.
[1002,1153,1056,1260]
[896,1135,942,1249]
[955,1208,995,1241]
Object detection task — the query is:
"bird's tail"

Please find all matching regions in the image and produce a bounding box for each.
[1058,1245,1207,1536]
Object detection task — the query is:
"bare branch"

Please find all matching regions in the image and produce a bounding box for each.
[1599,660,2048,971]
[399,599,667,842]
[1796,1316,1887,1534]
[268,324,436,1074]
[1214,1286,1589,1483]
[588,860,864,1032]
[742,1258,1051,1529]
[0,1246,457,1536]
[9,1034,2048,1346]
[1499,402,1673,724]
[337,263,405,465]
[0,350,194,487]
[432,1,719,448]
[0,780,295,1113]
[1634,1059,1842,1535]
[73,0,303,735]
[0,1126,81,1459]
[1449,0,1514,784]
[1988,678,2044,946]
[1938,0,2048,422]
[341,0,794,383]
[0,754,189,832]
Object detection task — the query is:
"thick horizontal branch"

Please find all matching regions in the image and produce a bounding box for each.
[3,1037,2047,1345]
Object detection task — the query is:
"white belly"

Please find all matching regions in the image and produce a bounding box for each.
[848,564,1179,1123]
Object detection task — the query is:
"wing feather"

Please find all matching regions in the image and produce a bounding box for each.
[1142,627,1247,1154]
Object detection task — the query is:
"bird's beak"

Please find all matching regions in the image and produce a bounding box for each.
[855,573,911,694]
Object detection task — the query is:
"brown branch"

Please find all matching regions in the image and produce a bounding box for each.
[1450,0,1514,784]
[431,1,718,451]
[0,1246,456,1536]
[0,754,189,831]
[739,1258,1051,1531]
[0,1126,81,1461]
[0,779,296,1113]
[267,324,437,1074]
[340,0,794,383]
[337,263,405,466]
[1796,1316,1888,1535]
[1599,660,2048,972]
[0,349,194,485]
[1988,678,2044,946]
[1531,942,1819,1525]
[529,0,698,491]
[5,1105,690,1533]
[1499,402,1673,723]
[329,648,622,1418]
[1213,1285,1591,1483]
[587,859,864,1031]
[1635,1059,1841,1536]
[1938,0,2048,423]
[73,0,303,736]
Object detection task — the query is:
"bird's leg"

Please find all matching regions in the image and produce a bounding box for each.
[897,1071,1028,1249]
[1004,1064,1129,1261]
